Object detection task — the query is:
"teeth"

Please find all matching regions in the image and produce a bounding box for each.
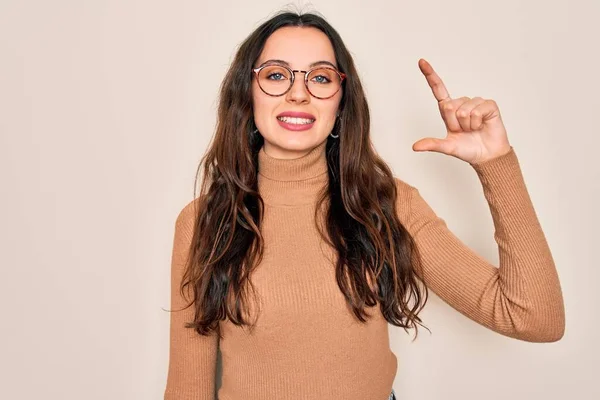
[277,116,315,125]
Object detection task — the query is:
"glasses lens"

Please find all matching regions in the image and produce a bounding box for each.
[307,68,342,98]
[258,65,292,96]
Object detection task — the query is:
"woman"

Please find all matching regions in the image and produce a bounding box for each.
[164,11,565,400]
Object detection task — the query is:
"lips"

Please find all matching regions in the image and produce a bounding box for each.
[276,111,316,120]
[276,111,316,132]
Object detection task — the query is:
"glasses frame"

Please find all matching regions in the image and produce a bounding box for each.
[252,63,347,100]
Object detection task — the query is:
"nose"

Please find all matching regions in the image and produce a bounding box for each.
[285,71,310,104]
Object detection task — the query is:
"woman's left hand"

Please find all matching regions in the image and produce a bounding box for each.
[412,58,512,164]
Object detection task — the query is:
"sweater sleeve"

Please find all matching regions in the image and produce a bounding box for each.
[395,147,565,342]
[164,201,219,400]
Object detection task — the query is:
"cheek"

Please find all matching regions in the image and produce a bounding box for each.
[320,116,336,134]
[252,85,276,122]
[318,99,341,131]
[251,85,263,115]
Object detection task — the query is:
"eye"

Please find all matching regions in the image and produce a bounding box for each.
[308,68,336,85]
[267,72,286,81]
[311,75,331,84]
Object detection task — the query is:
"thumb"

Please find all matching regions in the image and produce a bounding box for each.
[412,138,452,154]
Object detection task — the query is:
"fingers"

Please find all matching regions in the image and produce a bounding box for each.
[419,59,501,134]
[456,97,486,131]
[418,59,450,103]
[412,137,455,154]
[440,97,470,132]
[472,100,501,126]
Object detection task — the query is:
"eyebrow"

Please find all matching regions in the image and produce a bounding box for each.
[258,59,339,69]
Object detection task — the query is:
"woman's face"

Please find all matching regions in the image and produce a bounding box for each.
[252,27,342,159]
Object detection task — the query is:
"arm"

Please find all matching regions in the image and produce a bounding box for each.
[396,148,565,342]
[164,201,219,400]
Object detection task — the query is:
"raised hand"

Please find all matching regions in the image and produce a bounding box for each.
[412,59,512,164]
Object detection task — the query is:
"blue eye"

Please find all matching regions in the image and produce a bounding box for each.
[312,75,331,84]
[267,72,285,80]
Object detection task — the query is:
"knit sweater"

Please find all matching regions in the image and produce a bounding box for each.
[164,140,565,400]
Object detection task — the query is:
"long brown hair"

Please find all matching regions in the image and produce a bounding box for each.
[180,11,428,338]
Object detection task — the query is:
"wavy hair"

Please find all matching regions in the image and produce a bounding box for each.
[179,10,428,338]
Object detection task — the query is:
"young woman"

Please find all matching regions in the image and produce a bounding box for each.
[164,11,565,400]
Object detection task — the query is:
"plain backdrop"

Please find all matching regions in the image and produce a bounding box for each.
[1,0,598,399]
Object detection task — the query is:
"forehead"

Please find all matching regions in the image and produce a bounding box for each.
[257,26,337,68]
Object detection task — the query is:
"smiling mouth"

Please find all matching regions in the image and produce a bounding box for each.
[276,116,316,125]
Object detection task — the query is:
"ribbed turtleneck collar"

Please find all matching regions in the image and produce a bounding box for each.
[257,140,329,206]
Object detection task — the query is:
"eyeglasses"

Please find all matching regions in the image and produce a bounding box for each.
[252,63,346,99]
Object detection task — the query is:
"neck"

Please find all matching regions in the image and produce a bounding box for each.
[257,140,329,206]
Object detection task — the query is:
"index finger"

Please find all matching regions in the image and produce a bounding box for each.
[418,59,451,103]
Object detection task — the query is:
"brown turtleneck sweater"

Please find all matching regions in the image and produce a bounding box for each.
[164,140,565,400]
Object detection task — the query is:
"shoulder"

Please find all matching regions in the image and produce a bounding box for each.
[174,196,203,234]
[392,176,417,217]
